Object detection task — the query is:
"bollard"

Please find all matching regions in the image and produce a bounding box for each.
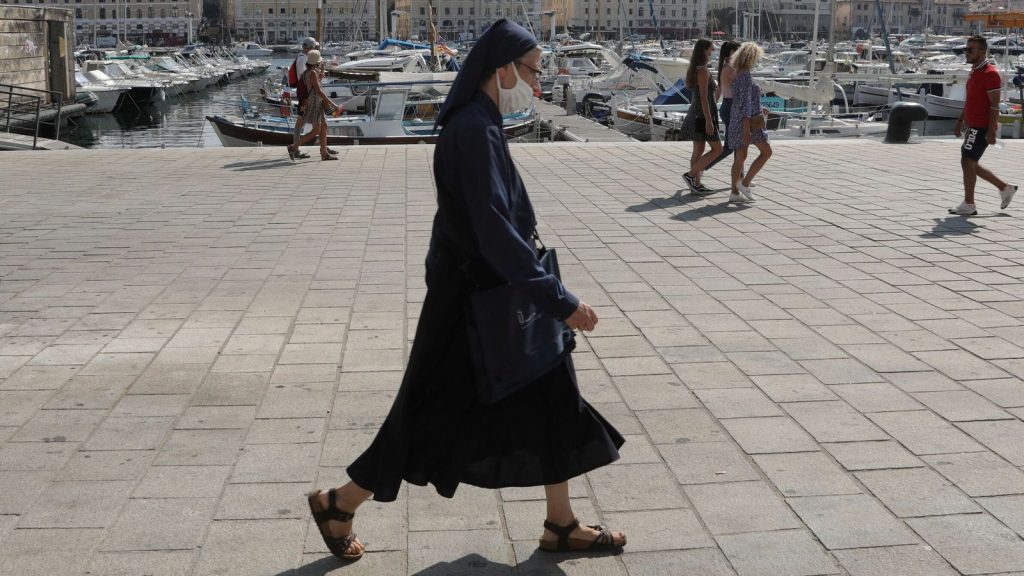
[885,102,928,144]
[566,90,576,116]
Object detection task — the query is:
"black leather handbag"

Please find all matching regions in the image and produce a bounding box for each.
[462,232,576,405]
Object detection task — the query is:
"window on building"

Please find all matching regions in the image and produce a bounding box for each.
[444,7,449,14]
[75,7,81,16]
[99,7,105,18]
[419,7,424,14]
[268,8,272,14]
[469,6,474,14]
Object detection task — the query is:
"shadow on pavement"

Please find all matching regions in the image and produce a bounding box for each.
[222,158,294,172]
[672,200,752,221]
[924,214,1009,236]
[291,550,622,575]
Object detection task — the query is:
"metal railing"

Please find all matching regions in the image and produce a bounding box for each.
[0,84,65,150]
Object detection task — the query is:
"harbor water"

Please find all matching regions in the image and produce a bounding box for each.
[62,58,289,149]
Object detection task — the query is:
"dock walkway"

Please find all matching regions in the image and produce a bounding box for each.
[2,140,1024,575]
[534,99,635,142]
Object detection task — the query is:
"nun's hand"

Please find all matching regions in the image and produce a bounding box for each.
[566,302,598,332]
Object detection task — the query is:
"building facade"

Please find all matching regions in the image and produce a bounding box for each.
[385,0,708,42]
[0,0,204,46]
[833,0,971,39]
[232,0,380,43]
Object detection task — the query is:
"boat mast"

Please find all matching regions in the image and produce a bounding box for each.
[804,0,822,137]
[873,0,896,73]
[316,0,322,45]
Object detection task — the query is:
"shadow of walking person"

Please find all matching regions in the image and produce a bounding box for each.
[290,548,622,576]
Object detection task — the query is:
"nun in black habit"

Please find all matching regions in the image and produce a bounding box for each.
[306,19,626,561]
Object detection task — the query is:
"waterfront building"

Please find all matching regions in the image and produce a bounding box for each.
[385,0,707,42]
[833,0,972,38]
[0,0,204,47]
[232,0,379,43]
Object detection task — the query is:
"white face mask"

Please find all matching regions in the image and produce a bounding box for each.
[497,63,535,115]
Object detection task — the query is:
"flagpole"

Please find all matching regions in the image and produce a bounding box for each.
[316,0,323,45]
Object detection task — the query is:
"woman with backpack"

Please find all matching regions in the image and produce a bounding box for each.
[289,50,342,161]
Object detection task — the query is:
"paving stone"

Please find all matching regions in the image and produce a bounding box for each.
[0,365,79,391]
[637,408,727,445]
[329,391,397,430]
[82,416,174,451]
[716,530,840,576]
[0,471,53,514]
[101,497,216,551]
[912,390,1011,421]
[18,480,133,528]
[257,381,334,419]
[721,416,820,454]
[907,514,1024,575]
[693,388,783,419]
[191,372,270,406]
[0,442,74,472]
[674,361,753,389]
[246,417,325,444]
[0,528,105,576]
[958,420,1024,466]
[620,548,737,576]
[855,467,980,517]
[510,541,625,575]
[914,350,1009,381]
[884,371,965,393]
[230,443,319,483]
[193,519,306,576]
[788,494,919,549]
[750,374,837,403]
[175,406,256,430]
[588,463,685,511]
[85,551,197,576]
[832,545,959,576]
[978,495,1024,540]
[111,394,190,417]
[868,411,984,455]
[685,481,802,534]
[822,441,923,471]
[782,401,889,443]
[216,482,309,520]
[965,379,1024,408]
[0,390,52,427]
[407,529,511,575]
[658,442,761,485]
[614,375,699,411]
[753,452,862,497]
[12,408,105,442]
[829,383,924,413]
[133,466,232,498]
[155,429,244,466]
[54,451,145,486]
[800,358,884,385]
[129,363,209,395]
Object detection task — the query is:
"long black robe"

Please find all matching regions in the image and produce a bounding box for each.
[346,91,623,502]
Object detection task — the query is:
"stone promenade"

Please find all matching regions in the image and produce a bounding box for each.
[2,140,1024,576]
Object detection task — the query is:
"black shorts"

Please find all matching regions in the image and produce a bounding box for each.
[961,127,989,161]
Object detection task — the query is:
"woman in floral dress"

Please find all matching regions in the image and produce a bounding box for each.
[728,42,772,203]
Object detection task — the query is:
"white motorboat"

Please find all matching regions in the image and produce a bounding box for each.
[232,42,273,57]
[75,69,130,113]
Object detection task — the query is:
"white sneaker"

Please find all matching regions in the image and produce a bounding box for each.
[948,202,977,216]
[737,181,756,202]
[729,193,752,203]
[1001,184,1017,210]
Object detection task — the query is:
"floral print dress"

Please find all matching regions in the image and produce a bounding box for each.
[727,70,767,149]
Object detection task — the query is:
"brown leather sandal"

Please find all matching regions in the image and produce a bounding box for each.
[307,489,364,561]
[538,518,626,552]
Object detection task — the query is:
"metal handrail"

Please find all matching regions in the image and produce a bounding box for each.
[0,83,65,149]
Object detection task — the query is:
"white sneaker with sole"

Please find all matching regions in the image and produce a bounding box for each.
[737,182,756,202]
[948,202,977,216]
[1001,184,1017,210]
[729,193,753,203]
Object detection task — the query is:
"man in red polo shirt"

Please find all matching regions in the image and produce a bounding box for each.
[950,35,1017,216]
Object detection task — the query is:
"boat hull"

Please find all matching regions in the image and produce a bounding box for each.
[206,115,535,147]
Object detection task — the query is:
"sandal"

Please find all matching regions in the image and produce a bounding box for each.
[327,147,338,154]
[321,154,338,161]
[307,489,364,561]
[538,518,625,552]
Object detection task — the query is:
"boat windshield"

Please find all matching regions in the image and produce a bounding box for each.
[374,90,408,121]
